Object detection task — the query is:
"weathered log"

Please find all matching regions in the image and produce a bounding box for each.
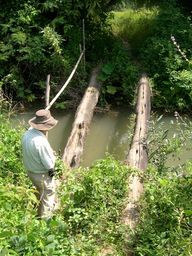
[122,75,151,229]
[62,67,101,168]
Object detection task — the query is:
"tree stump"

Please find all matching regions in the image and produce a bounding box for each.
[62,67,101,168]
[122,75,151,229]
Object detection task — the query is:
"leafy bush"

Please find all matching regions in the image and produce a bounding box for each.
[110,1,192,112]
[0,109,130,255]
[133,166,192,256]
[0,155,130,255]
[130,114,192,255]
[0,100,192,255]
[138,3,192,111]
[0,0,123,105]
[98,40,139,106]
[0,113,25,180]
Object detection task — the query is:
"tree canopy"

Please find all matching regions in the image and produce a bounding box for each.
[0,0,122,102]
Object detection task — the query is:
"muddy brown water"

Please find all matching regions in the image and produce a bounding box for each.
[12,108,192,167]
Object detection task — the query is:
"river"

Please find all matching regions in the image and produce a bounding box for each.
[12,107,192,167]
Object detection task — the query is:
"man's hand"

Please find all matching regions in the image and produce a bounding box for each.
[48,168,55,178]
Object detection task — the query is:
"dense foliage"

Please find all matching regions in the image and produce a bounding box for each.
[0,156,129,255]
[0,103,191,255]
[0,106,129,254]
[0,0,127,106]
[110,0,192,112]
[134,166,192,255]
[1,0,192,111]
[138,3,192,111]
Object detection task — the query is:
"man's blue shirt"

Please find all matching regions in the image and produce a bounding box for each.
[22,128,55,173]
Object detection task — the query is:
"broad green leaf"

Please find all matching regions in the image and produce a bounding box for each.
[106,86,117,95]
[184,210,192,216]
[102,63,115,75]
[98,73,108,82]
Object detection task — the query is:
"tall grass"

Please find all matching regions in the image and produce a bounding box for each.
[109,7,159,51]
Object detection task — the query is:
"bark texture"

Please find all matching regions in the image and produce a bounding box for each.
[122,75,151,229]
[62,67,101,168]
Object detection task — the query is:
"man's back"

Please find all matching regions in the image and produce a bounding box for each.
[22,128,55,173]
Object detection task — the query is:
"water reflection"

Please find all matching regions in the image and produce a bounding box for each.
[12,109,192,167]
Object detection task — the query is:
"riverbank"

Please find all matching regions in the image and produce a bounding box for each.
[0,110,191,255]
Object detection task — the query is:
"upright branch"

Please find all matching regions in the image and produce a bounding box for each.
[45,74,50,108]
[62,66,101,168]
[122,75,151,229]
[45,74,51,138]
[82,19,86,73]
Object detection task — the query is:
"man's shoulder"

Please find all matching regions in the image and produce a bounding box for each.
[23,128,45,142]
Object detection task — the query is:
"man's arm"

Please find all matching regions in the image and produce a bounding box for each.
[38,139,56,172]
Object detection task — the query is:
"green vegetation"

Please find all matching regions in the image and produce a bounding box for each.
[0,100,191,255]
[134,166,192,255]
[110,7,159,50]
[0,0,125,106]
[98,41,139,106]
[0,111,130,255]
[138,4,192,112]
[110,1,192,111]
[1,0,192,111]
[1,0,192,254]
[0,157,130,255]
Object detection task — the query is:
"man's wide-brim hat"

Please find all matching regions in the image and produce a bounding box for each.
[29,109,58,131]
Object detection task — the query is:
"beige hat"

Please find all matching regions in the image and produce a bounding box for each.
[29,109,58,131]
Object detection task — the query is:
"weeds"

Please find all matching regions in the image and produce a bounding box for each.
[134,166,192,256]
[0,108,192,255]
[109,7,159,52]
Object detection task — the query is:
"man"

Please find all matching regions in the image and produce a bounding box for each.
[22,109,58,219]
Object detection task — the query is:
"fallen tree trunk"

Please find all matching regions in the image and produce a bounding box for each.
[62,67,101,168]
[122,75,151,229]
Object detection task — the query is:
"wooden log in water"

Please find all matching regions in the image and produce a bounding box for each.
[122,75,151,229]
[62,67,101,168]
